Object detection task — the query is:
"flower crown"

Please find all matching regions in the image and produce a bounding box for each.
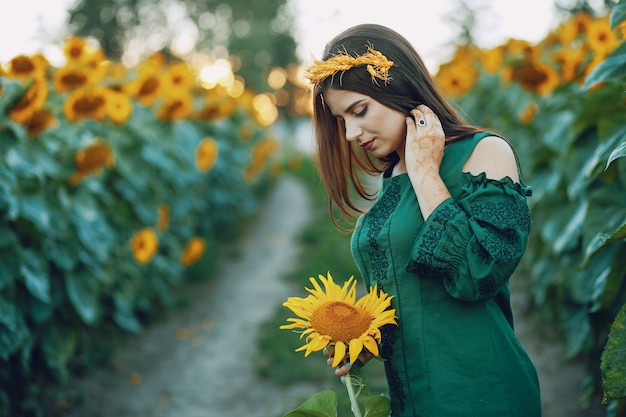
[305,43,395,86]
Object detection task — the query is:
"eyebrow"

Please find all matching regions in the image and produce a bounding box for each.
[330,99,366,117]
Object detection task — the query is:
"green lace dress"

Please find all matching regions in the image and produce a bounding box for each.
[351,132,541,416]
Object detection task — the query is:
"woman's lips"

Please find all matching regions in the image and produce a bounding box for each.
[361,139,374,151]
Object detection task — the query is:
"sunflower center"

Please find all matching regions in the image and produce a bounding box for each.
[310,301,372,342]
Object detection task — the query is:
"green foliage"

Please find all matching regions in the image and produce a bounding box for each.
[0,70,276,416]
[601,303,626,402]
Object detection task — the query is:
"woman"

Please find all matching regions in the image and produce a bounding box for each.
[307,24,542,416]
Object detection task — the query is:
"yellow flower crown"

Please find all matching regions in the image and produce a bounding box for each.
[305,43,395,86]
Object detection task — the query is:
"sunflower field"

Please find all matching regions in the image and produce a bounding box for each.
[0,37,280,416]
[435,3,626,413]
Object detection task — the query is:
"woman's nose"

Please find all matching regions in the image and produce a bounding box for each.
[344,120,362,142]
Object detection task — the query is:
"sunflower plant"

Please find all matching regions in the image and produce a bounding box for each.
[280,272,397,417]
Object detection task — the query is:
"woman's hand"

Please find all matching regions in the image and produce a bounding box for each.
[323,346,374,377]
[405,104,445,176]
[404,104,451,219]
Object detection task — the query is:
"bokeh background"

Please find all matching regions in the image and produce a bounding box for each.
[1,0,625,416]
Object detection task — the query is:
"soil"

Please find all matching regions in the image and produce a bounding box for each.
[59,175,607,417]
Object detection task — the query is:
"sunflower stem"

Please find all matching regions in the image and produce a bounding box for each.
[344,371,363,417]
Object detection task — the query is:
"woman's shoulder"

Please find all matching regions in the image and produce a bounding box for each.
[463,135,520,183]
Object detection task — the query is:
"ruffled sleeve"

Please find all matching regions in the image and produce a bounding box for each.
[405,172,532,302]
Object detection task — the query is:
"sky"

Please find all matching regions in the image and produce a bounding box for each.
[0,0,566,71]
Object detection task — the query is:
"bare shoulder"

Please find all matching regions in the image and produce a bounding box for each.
[462,135,520,182]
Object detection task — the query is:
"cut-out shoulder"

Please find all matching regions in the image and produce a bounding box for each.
[462,135,520,183]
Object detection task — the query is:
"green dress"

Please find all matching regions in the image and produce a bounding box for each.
[351,132,541,417]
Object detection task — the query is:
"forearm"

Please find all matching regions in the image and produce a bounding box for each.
[408,166,451,220]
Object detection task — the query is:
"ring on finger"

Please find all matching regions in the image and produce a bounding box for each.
[418,119,426,126]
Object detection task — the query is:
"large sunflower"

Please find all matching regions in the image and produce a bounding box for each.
[280,273,397,367]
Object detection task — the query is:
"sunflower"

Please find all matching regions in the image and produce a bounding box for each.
[63,36,90,63]
[106,89,133,124]
[124,67,164,106]
[26,108,57,137]
[8,77,49,124]
[63,87,109,122]
[68,139,115,185]
[130,227,159,264]
[156,91,194,121]
[245,138,278,180]
[519,102,539,125]
[5,54,48,81]
[434,45,479,98]
[280,273,397,367]
[180,237,206,266]
[502,57,560,96]
[53,64,95,93]
[156,203,170,232]
[585,16,619,54]
[165,62,196,90]
[195,138,219,172]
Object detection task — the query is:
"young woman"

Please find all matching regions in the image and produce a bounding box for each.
[307,24,542,416]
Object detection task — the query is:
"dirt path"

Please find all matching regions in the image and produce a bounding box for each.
[61,175,606,417]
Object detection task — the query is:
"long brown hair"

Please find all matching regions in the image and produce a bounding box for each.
[311,24,484,229]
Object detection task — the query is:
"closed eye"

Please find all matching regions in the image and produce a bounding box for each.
[354,106,367,117]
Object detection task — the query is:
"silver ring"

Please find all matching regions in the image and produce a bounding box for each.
[418,119,425,126]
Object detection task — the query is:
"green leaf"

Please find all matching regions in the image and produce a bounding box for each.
[591,244,626,312]
[66,270,100,324]
[562,304,593,359]
[113,295,142,333]
[41,325,77,382]
[607,141,626,170]
[282,390,337,417]
[0,296,31,360]
[0,78,29,115]
[610,0,626,28]
[18,192,51,233]
[601,303,626,402]
[584,42,626,88]
[364,395,391,417]
[20,249,51,303]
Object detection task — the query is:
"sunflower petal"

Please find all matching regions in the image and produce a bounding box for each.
[362,335,379,357]
[349,338,363,365]
[332,341,346,367]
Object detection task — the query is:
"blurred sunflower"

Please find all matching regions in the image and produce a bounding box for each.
[130,228,159,264]
[63,86,109,122]
[105,89,133,124]
[195,138,219,172]
[156,203,170,232]
[68,139,115,185]
[156,91,194,121]
[502,57,560,96]
[245,138,278,180]
[180,237,206,266]
[165,62,196,90]
[586,16,620,54]
[53,64,97,93]
[63,36,92,63]
[280,272,397,367]
[195,94,237,120]
[8,77,49,124]
[5,54,48,81]
[549,46,587,83]
[519,102,539,125]
[435,45,479,97]
[124,67,164,106]
[478,45,505,74]
[25,108,57,137]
